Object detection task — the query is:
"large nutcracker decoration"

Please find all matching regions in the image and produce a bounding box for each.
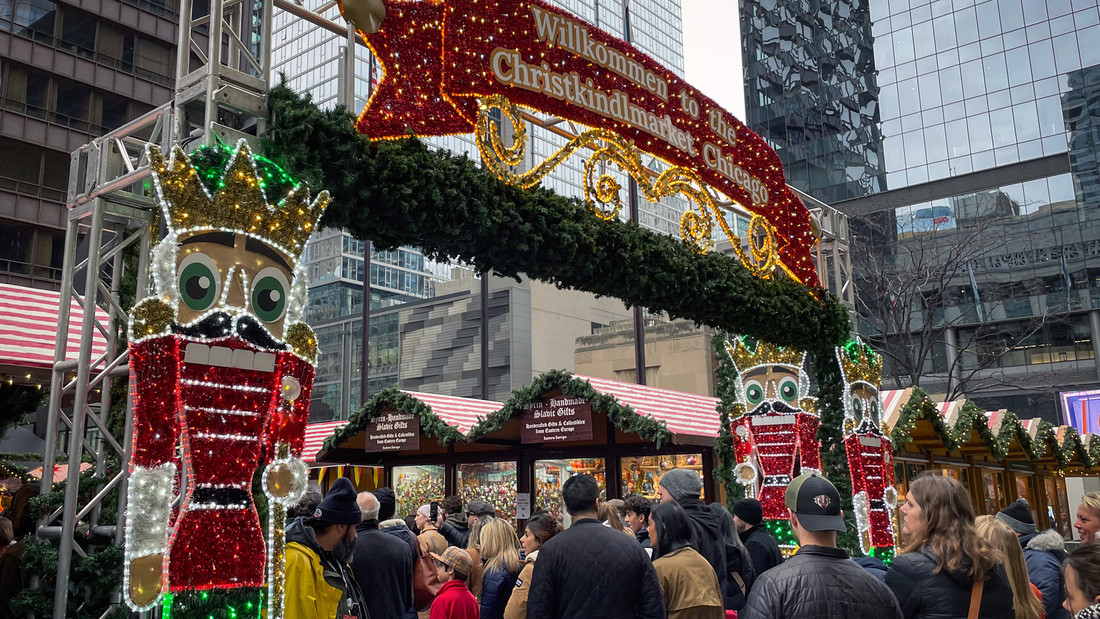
[725,337,821,528]
[123,141,327,616]
[835,339,898,555]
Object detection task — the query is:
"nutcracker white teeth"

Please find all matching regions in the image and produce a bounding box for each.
[123,140,328,617]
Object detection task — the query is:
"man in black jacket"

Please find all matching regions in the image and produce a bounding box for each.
[740,473,902,619]
[527,475,665,619]
[733,498,783,577]
[438,499,495,549]
[352,491,416,619]
[659,468,749,610]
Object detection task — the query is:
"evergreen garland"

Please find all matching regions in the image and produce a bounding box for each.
[263,84,850,351]
[464,370,674,447]
[323,387,467,453]
[711,333,743,507]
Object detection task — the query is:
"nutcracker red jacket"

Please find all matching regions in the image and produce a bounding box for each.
[430,579,480,619]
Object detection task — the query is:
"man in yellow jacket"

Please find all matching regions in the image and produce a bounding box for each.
[285,477,368,619]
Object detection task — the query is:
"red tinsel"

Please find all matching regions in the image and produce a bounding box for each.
[845,432,897,549]
[168,508,266,590]
[731,411,823,519]
[351,0,820,287]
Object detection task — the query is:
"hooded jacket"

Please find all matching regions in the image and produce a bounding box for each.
[740,545,901,619]
[284,518,368,619]
[885,547,1014,619]
[526,518,665,619]
[678,497,752,610]
[1020,529,1069,619]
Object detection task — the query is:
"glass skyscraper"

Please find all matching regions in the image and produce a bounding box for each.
[273,0,719,419]
[742,0,1100,420]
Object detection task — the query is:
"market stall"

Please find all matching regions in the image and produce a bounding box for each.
[316,370,724,524]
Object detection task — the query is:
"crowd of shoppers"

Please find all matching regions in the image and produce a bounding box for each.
[275,473,1100,619]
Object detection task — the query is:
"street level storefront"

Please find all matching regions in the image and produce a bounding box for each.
[883,387,1100,538]
[315,370,721,524]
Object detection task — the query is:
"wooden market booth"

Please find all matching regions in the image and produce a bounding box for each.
[882,388,1099,538]
[315,371,723,523]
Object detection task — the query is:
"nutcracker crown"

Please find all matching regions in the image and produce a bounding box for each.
[836,338,882,387]
[726,336,805,370]
[147,141,329,261]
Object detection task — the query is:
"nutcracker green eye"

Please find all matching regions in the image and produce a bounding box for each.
[851,395,864,420]
[869,397,880,424]
[178,253,220,312]
[744,380,765,406]
[251,267,289,323]
[779,377,799,403]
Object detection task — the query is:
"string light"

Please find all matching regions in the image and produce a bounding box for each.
[124,140,323,612]
[342,0,822,288]
[836,338,897,555]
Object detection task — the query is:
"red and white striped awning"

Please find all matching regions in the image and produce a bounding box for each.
[402,390,502,435]
[302,420,346,463]
[0,284,110,370]
[576,375,721,440]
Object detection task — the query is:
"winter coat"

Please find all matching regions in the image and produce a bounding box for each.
[739,526,782,579]
[420,528,449,556]
[503,551,539,619]
[854,555,888,581]
[526,517,665,619]
[678,497,752,610]
[429,579,479,619]
[652,546,724,619]
[440,520,472,549]
[1020,529,1069,619]
[480,563,521,619]
[740,545,901,619]
[382,518,421,562]
[885,547,1015,619]
[284,518,367,619]
[353,520,416,619]
[635,528,652,549]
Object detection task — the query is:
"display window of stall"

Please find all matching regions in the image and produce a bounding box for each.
[621,454,702,500]
[1056,476,1072,538]
[981,469,1007,515]
[534,458,605,526]
[458,461,518,523]
[393,464,445,519]
[1042,476,1059,533]
[935,464,969,490]
[1014,472,1037,508]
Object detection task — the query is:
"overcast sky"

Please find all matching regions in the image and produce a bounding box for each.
[681,1,746,120]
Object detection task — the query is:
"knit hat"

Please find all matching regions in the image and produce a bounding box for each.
[313,478,362,525]
[375,487,397,521]
[733,498,764,526]
[431,546,474,577]
[659,468,703,502]
[997,498,1037,535]
[465,499,496,517]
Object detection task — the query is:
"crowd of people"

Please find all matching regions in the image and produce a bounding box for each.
[282,471,1100,619]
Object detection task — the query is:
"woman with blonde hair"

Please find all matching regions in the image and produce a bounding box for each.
[886,473,1014,618]
[976,515,1044,619]
[1075,492,1100,544]
[478,518,523,619]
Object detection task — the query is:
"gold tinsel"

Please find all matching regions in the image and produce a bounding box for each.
[836,339,883,386]
[130,298,177,338]
[285,322,318,363]
[725,338,805,371]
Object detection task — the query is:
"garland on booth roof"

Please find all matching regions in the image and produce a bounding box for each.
[263,84,850,352]
[464,370,674,447]
[323,388,468,453]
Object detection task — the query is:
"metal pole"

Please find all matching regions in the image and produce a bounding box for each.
[361,241,371,407]
[53,197,106,617]
[628,178,645,385]
[481,274,490,400]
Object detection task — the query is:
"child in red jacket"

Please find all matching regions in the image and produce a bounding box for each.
[429,546,480,619]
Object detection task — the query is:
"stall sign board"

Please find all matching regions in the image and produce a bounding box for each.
[364,412,421,452]
[521,397,594,443]
[1061,390,1100,435]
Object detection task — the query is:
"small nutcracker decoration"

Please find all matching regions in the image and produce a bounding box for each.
[123,141,328,617]
[836,338,898,555]
[725,337,820,522]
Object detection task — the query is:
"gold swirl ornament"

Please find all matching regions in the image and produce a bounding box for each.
[475,95,780,278]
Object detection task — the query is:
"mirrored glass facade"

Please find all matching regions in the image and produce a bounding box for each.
[742,0,1100,420]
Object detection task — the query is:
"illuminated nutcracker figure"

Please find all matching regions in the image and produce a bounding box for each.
[123,141,328,616]
[725,337,820,521]
[836,339,898,555]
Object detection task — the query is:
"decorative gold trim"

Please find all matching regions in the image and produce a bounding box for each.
[475,96,779,277]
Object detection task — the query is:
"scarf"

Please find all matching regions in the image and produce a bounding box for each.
[1076,603,1100,619]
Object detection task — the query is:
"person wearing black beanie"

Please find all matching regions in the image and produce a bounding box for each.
[284,478,366,619]
[733,498,783,578]
[997,498,1070,619]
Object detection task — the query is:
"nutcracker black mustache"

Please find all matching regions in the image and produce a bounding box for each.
[748,400,801,416]
[172,311,287,351]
